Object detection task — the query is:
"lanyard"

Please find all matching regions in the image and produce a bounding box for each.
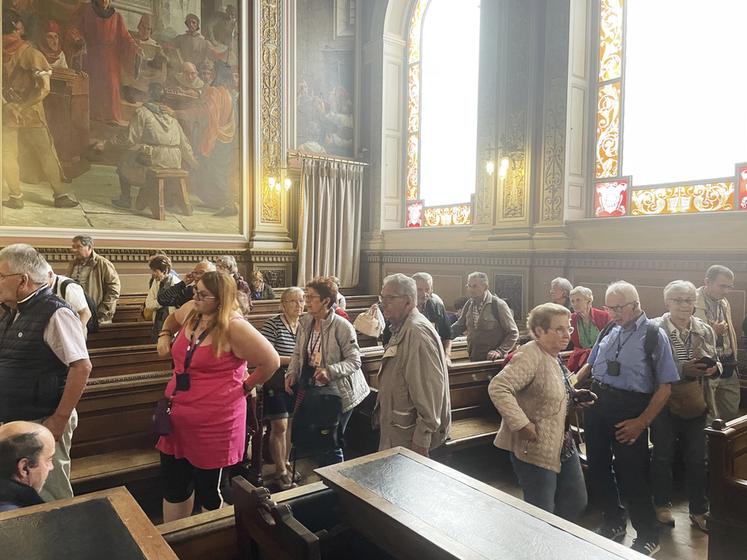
[307,329,322,360]
[184,316,211,373]
[612,328,637,361]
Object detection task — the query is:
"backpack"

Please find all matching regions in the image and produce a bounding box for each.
[291,366,343,456]
[58,278,99,333]
[595,319,659,374]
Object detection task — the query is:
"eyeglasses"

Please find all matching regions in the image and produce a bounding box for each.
[549,326,574,336]
[193,291,216,301]
[0,272,22,281]
[604,301,637,313]
[378,295,407,304]
[304,294,321,300]
[667,297,695,306]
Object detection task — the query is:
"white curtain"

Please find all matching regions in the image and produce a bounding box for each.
[297,158,363,287]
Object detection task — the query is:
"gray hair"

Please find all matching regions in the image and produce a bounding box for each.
[467,271,489,286]
[605,280,639,302]
[0,244,50,284]
[551,277,573,296]
[72,235,93,248]
[197,259,217,272]
[214,255,238,275]
[412,272,433,290]
[280,286,304,303]
[663,280,697,301]
[527,303,571,336]
[382,273,417,303]
[569,285,593,302]
[705,264,734,282]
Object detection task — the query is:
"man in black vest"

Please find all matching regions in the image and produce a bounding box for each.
[0,244,91,501]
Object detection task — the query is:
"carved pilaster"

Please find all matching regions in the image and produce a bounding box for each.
[260,0,283,224]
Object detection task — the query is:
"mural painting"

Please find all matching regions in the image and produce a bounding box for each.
[1,0,244,234]
[296,0,355,158]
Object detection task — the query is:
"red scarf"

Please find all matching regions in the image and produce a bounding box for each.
[2,34,26,64]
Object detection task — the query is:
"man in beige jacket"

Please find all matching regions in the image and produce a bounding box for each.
[66,236,121,324]
[694,265,740,422]
[375,274,451,456]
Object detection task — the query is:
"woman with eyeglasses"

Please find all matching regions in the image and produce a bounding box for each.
[156,271,280,522]
[649,280,720,532]
[259,287,305,489]
[488,303,591,520]
[567,286,611,372]
[284,276,370,466]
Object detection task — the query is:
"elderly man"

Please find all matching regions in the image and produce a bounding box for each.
[412,272,454,361]
[0,244,92,501]
[158,259,216,309]
[66,235,120,324]
[375,274,450,456]
[694,265,740,422]
[451,272,519,362]
[0,421,56,511]
[44,260,92,336]
[550,277,573,310]
[578,281,679,557]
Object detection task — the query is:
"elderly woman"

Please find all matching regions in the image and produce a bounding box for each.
[215,255,250,295]
[285,276,370,466]
[145,255,178,342]
[249,271,275,301]
[259,287,305,489]
[567,286,611,372]
[488,303,590,520]
[650,280,720,532]
[549,277,573,310]
[156,272,279,522]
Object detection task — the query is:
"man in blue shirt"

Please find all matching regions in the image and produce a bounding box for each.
[579,281,679,557]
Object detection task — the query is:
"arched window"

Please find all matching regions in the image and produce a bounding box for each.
[405,0,482,227]
[593,0,747,217]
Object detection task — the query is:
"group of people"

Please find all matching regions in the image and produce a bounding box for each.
[0,239,743,560]
[489,266,742,557]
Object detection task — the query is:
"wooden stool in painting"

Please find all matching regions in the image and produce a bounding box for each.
[145,168,192,221]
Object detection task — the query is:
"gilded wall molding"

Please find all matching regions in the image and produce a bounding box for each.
[38,247,248,264]
[260,0,283,224]
[249,249,297,263]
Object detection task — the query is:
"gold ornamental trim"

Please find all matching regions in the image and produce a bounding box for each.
[260,0,282,224]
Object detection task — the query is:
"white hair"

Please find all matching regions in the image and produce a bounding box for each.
[0,244,49,284]
[663,280,696,301]
[197,259,217,272]
[551,277,573,295]
[280,286,304,303]
[214,255,238,275]
[569,286,593,302]
[467,271,489,286]
[605,280,639,302]
[383,273,417,303]
[412,272,433,290]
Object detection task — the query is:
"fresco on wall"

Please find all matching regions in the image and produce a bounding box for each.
[0,0,244,234]
[296,0,355,158]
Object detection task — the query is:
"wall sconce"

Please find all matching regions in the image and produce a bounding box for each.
[267,173,293,193]
[485,160,496,176]
[498,157,510,179]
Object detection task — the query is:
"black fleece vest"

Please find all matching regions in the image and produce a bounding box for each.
[0,287,70,421]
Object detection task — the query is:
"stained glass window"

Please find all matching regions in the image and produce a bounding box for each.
[593,0,747,217]
[405,0,481,228]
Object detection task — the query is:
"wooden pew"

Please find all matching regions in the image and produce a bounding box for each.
[705,415,747,560]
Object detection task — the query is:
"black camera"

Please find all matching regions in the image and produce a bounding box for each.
[572,389,597,404]
[175,372,191,391]
[607,360,621,376]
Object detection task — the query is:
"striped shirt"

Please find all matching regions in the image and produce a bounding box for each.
[260,314,298,357]
[665,317,693,362]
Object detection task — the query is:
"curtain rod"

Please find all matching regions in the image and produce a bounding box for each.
[287,150,369,167]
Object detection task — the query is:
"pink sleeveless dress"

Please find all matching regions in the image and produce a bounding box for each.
[156,326,247,469]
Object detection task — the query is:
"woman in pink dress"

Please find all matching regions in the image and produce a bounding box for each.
[156,271,279,522]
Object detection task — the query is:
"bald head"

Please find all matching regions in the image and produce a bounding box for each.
[0,422,55,492]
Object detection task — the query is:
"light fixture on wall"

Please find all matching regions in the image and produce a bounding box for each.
[267,173,293,193]
[498,157,510,179]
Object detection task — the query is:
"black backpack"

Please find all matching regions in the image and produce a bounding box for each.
[596,319,659,374]
[291,368,343,456]
[57,278,99,333]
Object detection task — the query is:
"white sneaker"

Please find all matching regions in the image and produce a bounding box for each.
[655,505,675,527]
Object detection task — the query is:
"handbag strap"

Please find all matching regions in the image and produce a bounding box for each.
[170,315,212,399]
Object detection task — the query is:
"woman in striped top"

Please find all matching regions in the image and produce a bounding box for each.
[259,287,305,489]
[650,280,720,532]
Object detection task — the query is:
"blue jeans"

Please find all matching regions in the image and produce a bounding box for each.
[650,408,708,515]
[510,448,588,521]
[314,409,353,467]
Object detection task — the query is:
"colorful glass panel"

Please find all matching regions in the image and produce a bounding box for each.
[408,0,429,64]
[630,182,735,216]
[598,0,624,82]
[738,166,747,209]
[594,179,628,217]
[595,82,621,179]
[423,204,472,227]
